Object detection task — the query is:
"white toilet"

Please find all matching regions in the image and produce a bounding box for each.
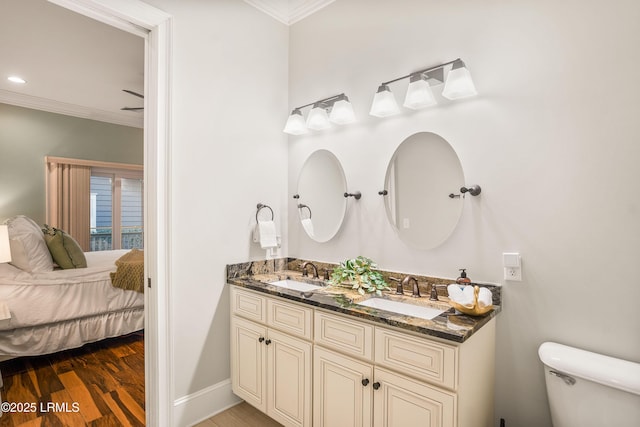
[538,341,640,427]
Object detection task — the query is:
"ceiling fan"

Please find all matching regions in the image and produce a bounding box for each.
[121,89,144,111]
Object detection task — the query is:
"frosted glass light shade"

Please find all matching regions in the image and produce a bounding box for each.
[370,85,400,117]
[0,225,11,263]
[329,96,356,125]
[403,74,437,109]
[306,104,331,130]
[442,60,477,100]
[283,109,308,135]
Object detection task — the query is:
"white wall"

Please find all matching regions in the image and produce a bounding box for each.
[288,1,640,426]
[141,0,289,424]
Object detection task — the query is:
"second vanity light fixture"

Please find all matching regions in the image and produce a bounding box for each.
[370,58,477,117]
[283,93,355,135]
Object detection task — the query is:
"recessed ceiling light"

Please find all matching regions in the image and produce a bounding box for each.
[8,76,27,84]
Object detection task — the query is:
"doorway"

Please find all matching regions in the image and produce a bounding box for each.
[45,1,172,425]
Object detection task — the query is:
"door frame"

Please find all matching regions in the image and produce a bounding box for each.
[47,1,173,425]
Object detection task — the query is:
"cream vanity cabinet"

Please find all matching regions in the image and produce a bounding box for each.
[230,287,313,427]
[231,287,496,427]
[313,310,495,427]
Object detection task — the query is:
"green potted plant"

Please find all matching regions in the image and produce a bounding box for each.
[329,256,390,296]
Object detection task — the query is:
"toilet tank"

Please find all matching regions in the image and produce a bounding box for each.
[538,342,640,427]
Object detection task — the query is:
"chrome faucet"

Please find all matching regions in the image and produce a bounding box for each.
[402,276,421,298]
[301,261,319,279]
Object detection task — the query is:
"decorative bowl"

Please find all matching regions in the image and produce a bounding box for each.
[448,285,493,316]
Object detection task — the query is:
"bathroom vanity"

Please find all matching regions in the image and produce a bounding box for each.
[228,260,500,427]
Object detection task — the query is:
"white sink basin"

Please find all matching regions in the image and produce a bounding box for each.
[269,280,322,292]
[357,298,445,320]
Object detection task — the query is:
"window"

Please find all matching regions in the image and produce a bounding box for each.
[90,169,144,251]
[45,156,143,252]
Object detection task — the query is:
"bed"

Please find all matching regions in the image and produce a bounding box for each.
[0,248,144,359]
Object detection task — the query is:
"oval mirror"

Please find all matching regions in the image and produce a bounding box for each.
[383,132,464,249]
[296,150,347,243]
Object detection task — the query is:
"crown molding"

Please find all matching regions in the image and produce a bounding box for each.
[243,0,336,25]
[0,89,143,128]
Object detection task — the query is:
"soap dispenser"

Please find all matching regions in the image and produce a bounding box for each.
[456,269,471,284]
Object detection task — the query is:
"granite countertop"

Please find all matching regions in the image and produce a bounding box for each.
[227,267,501,344]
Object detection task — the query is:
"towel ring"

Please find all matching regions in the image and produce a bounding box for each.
[297,203,312,219]
[256,203,274,222]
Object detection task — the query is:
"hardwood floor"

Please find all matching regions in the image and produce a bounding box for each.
[0,332,144,427]
[195,402,282,427]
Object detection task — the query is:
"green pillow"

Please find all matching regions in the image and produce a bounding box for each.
[42,225,87,269]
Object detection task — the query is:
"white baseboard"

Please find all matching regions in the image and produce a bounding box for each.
[173,378,242,427]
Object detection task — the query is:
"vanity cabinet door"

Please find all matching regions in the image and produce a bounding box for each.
[231,316,267,412]
[373,367,456,427]
[266,328,312,427]
[314,346,373,427]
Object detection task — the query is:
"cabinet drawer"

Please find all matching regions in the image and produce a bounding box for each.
[267,298,313,340]
[231,287,266,323]
[375,328,458,390]
[315,311,373,361]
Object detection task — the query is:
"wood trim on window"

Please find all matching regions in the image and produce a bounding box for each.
[45,156,143,171]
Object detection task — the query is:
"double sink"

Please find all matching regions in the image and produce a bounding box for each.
[268,279,447,321]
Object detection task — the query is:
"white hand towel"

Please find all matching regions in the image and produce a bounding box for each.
[447,284,475,306]
[447,284,464,302]
[257,220,278,249]
[459,285,475,306]
[301,218,315,238]
[477,287,493,308]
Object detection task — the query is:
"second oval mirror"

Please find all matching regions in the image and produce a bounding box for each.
[296,149,347,243]
[383,132,464,250]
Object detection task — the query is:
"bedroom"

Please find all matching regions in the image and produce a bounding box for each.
[0,1,146,424]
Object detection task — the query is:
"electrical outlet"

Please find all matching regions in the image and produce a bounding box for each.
[504,267,522,281]
[503,252,522,282]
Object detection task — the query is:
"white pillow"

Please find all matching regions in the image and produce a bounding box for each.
[4,215,54,273]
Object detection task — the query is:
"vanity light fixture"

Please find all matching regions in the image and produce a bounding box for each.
[370,84,400,117]
[442,59,477,99]
[328,94,356,125]
[370,58,477,117]
[283,93,355,135]
[283,109,308,135]
[403,74,437,109]
[306,102,332,130]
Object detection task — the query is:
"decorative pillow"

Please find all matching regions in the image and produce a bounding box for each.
[3,215,54,273]
[42,225,87,269]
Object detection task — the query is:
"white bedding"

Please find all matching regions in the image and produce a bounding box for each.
[0,249,144,332]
